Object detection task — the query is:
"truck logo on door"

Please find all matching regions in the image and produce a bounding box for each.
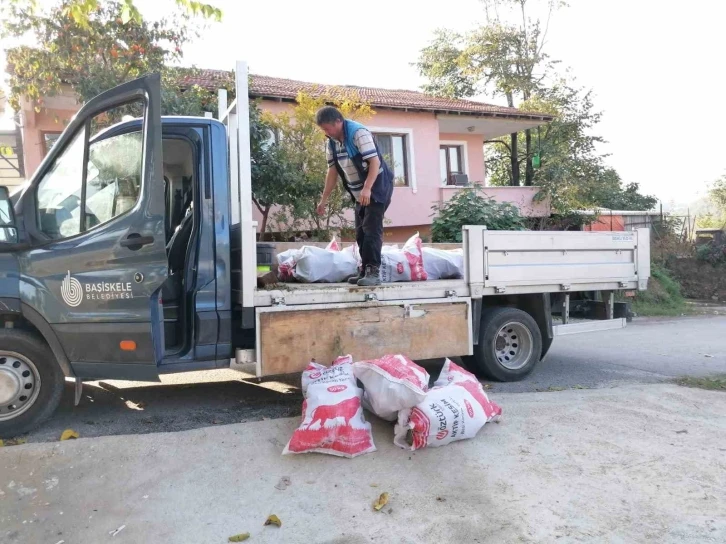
[61,271,83,307]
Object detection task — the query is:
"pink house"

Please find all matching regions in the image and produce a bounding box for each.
[15,70,553,241]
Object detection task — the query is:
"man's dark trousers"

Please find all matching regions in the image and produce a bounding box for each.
[355,199,390,270]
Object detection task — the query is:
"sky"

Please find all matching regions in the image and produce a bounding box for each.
[3,0,725,206]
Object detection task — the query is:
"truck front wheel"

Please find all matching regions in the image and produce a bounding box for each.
[465,307,543,381]
[0,329,65,437]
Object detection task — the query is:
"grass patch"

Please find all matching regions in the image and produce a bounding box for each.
[631,265,688,316]
[675,375,726,391]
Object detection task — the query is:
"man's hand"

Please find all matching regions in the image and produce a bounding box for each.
[358,187,372,207]
[316,201,326,216]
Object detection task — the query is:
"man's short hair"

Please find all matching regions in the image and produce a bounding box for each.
[315,106,344,125]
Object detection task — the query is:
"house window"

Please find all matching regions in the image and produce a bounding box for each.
[440,144,464,185]
[374,133,409,187]
[42,132,62,157]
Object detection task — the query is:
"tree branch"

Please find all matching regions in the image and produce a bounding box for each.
[485,139,512,152]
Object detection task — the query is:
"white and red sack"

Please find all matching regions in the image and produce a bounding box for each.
[293,245,358,283]
[352,354,430,421]
[380,233,427,283]
[326,237,341,251]
[393,359,501,450]
[284,355,376,458]
[276,248,301,281]
[422,247,464,280]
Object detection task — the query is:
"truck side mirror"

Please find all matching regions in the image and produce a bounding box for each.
[0,186,19,244]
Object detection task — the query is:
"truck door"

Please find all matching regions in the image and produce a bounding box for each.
[19,74,167,377]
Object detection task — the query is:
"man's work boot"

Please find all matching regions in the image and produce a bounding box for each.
[347,270,364,284]
[357,265,381,287]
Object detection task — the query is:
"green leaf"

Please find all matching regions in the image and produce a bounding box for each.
[120,4,132,24]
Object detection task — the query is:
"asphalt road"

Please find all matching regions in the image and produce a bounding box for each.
[16,315,726,443]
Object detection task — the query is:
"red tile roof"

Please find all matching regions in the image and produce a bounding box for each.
[178,69,553,121]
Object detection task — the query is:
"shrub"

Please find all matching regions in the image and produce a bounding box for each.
[430,185,526,243]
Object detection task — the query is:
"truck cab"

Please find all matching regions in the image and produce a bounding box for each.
[0,74,242,435]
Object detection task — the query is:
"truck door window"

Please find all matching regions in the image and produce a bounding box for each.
[36,101,144,240]
[36,129,86,239]
[84,131,142,229]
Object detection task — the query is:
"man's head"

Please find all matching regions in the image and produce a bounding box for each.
[316,106,345,140]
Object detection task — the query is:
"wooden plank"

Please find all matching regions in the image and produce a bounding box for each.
[258,302,470,376]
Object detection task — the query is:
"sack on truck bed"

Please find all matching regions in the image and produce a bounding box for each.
[422,247,464,280]
[284,355,376,458]
[276,248,301,282]
[393,359,502,450]
[380,233,427,283]
[293,245,358,283]
[353,354,430,421]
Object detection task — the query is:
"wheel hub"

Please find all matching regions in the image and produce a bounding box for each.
[0,368,21,404]
[493,321,534,371]
[0,352,40,421]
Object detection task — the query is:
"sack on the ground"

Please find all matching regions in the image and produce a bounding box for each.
[380,233,428,283]
[434,360,502,421]
[434,358,480,387]
[284,355,376,458]
[422,247,464,280]
[276,248,301,281]
[353,354,430,421]
[393,359,501,450]
[292,245,358,283]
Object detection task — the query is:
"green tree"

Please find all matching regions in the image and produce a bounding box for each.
[430,184,526,243]
[248,102,301,238]
[489,81,656,212]
[3,0,219,118]
[416,0,656,215]
[710,175,726,215]
[263,90,374,240]
[416,0,561,186]
[6,0,221,27]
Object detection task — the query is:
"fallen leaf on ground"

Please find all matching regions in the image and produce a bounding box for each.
[373,492,389,511]
[264,514,281,527]
[60,429,79,441]
[275,476,291,491]
[228,533,250,542]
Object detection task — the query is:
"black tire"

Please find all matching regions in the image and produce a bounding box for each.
[0,329,65,437]
[464,307,543,382]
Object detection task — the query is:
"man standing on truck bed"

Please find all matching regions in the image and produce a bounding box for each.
[316,106,394,286]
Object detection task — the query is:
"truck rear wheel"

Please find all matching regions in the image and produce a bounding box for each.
[465,307,542,381]
[0,330,64,437]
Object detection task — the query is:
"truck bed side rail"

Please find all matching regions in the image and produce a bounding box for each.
[464,226,650,297]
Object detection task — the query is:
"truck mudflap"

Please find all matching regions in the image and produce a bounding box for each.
[247,298,473,377]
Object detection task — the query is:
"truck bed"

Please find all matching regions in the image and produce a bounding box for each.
[232,226,651,308]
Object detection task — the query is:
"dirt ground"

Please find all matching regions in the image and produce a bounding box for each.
[2,384,726,544]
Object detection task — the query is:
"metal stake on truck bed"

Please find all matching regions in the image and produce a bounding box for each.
[219,61,257,329]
